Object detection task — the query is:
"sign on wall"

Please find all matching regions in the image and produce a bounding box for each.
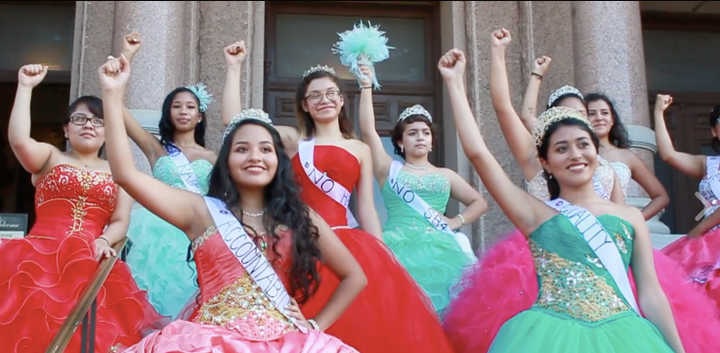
[0,213,28,239]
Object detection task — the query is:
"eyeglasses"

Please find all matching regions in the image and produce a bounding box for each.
[69,114,104,127]
[305,90,341,105]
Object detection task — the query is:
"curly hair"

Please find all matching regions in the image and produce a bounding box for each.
[158,87,208,148]
[206,119,322,304]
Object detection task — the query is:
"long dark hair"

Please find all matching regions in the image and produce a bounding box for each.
[294,70,355,139]
[66,95,105,157]
[710,105,720,154]
[585,93,630,149]
[207,119,322,303]
[391,116,437,159]
[538,119,600,200]
[159,87,207,148]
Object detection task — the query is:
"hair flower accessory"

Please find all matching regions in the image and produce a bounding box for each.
[223,108,272,140]
[532,106,594,147]
[332,21,394,90]
[398,105,432,122]
[186,82,214,113]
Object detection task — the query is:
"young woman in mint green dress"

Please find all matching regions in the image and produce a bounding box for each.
[438,43,685,353]
[355,65,488,314]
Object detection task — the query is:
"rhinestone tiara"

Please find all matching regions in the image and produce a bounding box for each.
[531,106,594,147]
[303,65,336,78]
[398,104,432,122]
[547,85,584,107]
[223,108,272,140]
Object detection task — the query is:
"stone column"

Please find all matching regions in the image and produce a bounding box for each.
[571,1,672,244]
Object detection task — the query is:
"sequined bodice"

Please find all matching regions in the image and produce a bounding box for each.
[699,158,720,229]
[526,157,616,201]
[28,164,117,241]
[610,162,631,196]
[190,226,296,340]
[530,214,636,322]
[381,171,451,233]
[152,156,213,194]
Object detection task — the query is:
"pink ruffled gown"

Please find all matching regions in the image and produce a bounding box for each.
[119,225,357,353]
[443,158,720,353]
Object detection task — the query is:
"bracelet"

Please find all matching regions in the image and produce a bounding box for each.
[97,237,110,246]
[361,86,372,90]
[457,214,466,225]
[531,72,543,80]
[307,318,321,331]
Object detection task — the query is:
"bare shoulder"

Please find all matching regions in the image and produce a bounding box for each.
[345,139,371,160]
[610,202,645,230]
[200,149,218,164]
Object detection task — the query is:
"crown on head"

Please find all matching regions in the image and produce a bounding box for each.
[186,82,214,113]
[532,106,594,147]
[547,85,584,107]
[303,65,336,78]
[223,109,272,140]
[398,104,432,122]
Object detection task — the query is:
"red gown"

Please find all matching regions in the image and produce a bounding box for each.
[0,164,168,353]
[292,145,454,353]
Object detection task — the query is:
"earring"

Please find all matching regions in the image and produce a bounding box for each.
[429,146,433,152]
[400,146,404,153]
[548,174,553,179]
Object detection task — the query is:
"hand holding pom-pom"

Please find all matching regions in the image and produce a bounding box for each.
[99,54,131,92]
[333,21,393,90]
[357,64,374,89]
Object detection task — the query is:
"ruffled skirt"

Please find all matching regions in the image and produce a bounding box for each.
[300,228,454,353]
[125,206,199,318]
[0,233,168,353]
[443,229,720,353]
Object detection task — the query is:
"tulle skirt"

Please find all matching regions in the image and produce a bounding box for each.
[662,227,720,316]
[383,226,474,313]
[300,227,454,353]
[443,229,720,353]
[118,320,357,353]
[125,206,199,318]
[0,234,168,353]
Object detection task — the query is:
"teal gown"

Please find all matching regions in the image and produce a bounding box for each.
[381,171,474,313]
[488,214,675,352]
[125,156,213,318]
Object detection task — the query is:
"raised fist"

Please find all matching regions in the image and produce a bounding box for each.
[224,41,247,67]
[18,64,48,88]
[491,28,512,48]
[438,48,466,82]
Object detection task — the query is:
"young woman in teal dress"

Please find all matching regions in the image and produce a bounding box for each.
[439,47,685,352]
[354,65,487,313]
[116,33,218,318]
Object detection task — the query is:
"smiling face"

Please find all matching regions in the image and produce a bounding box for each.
[227,123,278,189]
[63,102,105,154]
[170,91,202,133]
[540,124,599,189]
[588,99,614,138]
[301,77,344,124]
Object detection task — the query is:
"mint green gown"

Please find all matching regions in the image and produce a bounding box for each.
[125,156,213,318]
[489,214,675,352]
[381,171,474,313]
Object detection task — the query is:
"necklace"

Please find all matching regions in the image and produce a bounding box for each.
[242,210,266,218]
[405,163,429,171]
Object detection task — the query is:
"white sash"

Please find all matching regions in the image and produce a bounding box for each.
[164,143,203,195]
[592,175,609,200]
[387,161,476,261]
[706,156,720,205]
[544,198,641,315]
[297,138,358,228]
[203,196,307,333]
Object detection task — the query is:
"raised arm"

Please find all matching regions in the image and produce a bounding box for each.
[442,168,488,230]
[306,210,367,330]
[221,41,247,127]
[625,151,669,220]
[653,94,705,179]
[99,55,208,237]
[439,48,552,236]
[355,142,383,239]
[627,208,685,353]
[519,56,552,132]
[489,29,542,181]
[356,65,392,182]
[8,65,56,175]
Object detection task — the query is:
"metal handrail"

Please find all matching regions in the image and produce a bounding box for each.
[45,237,129,353]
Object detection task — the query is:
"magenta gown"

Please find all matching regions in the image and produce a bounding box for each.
[119,225,357,353]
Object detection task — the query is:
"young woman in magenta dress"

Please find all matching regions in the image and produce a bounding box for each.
[115,32,218,318]
[219,55,455,350]
[1,64,166,352]
[355,64,487,313]
[437,47,685,352]
[99,55,365,352]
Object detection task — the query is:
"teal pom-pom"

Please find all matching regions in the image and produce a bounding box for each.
[332,21,394,90]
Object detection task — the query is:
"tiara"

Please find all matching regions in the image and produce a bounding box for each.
[398,104,432,122]
[186,83,214,113]
[547,85,583,107]
[303,65,336,78]
[223,109,272,140]
[531,106,594,147]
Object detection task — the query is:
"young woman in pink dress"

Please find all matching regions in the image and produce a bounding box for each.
[100,55,366,353]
